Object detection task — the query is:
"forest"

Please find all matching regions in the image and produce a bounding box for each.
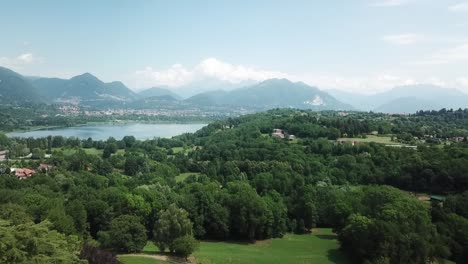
[0,108,468,264]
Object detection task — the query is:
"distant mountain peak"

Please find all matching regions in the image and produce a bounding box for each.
[71,72,102,83]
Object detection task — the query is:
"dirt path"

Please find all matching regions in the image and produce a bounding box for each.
[119,253,194,263]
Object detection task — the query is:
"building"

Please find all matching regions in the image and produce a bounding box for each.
[38,163,54,172]
[272,129,285,139]
[12,168,36,180]
[0,150,8,161]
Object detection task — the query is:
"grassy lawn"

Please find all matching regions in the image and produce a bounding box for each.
[53,147,125,156]
[118,255,168,264]
[337,135,396,145]
[127,228,346,264]
[175,172,201,183]
[171,147,185,154]
[195,228,348,264]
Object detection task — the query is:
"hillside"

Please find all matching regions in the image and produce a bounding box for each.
[0,67,43,104]
[32,72,136,102]
[186,79,352,110]
[137,87,182,100]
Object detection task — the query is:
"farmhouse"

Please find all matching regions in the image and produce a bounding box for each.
[38,163,54,172]
[272,129,285,139]
[0,150,8,161]
[336,140,359,146]
[11,168,36,180]
[271,129,295,140]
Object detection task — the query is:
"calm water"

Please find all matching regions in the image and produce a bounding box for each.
[7,123,207,140]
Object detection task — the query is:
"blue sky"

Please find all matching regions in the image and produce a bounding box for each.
[1,0,468,93]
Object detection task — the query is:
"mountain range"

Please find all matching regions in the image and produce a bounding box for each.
[0,67,43,103]
[328,84,468,113]
[1,66,468,113]
[186,78,351,110]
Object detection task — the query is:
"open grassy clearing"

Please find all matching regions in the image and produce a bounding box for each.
[171,147,185,154]
[52,147,125,156]
[195,228,348,264]
[118,255,169,264]
[175,172,201,183]
[118,228,346,264]
[337,135,396,145]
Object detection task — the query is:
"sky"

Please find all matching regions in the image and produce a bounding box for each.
[1,0,468,94]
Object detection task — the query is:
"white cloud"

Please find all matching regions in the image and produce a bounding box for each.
[370,0,411,7]
[0,53,38,70]
[196,58,290,83]
[456,77,468,92]
[134,64,194,88]
[130,58,291,89]
[382,34,425,45]
[128,57,468,95]
[449,2,468,12]
[415,43,468,65]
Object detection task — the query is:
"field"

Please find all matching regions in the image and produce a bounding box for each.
[118,255,168,264]
[337,135,395,145]
[119,228,348,264]
[195,228,348,264]
[52,147,125,156]
[175,172,201,183]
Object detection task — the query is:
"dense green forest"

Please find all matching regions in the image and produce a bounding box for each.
[1,109,468,263]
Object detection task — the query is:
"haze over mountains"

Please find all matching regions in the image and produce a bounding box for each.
[328,84,468,113]
[1,66,468,113]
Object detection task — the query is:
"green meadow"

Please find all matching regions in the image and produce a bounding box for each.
[118,228,348,264]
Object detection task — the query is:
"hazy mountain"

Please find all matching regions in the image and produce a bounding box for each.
[129,95,189,109]
[0,67,43,104]
[329,85,468,113]
[31,77,69,99]
[326,89,373,110]
[137,87,182,100]
[32,73,136,102]
[176,78,257,98]
[104,81,137,99]
[185,90,229,106]
[374,97,444,113]
[186,78,352,110]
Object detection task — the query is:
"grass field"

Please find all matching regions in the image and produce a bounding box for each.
[171,147,185,154]
[118,228,346,264]
[337,135,396,145]
[175,172,201,183]
[118,255,168,264]
[53,147,125,156]
[195,228,348,264]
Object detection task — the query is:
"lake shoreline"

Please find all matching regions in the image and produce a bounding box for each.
[6,122,208,140]
[3,120,209,134]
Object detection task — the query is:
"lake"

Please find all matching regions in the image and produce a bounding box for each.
[7,123,207,140]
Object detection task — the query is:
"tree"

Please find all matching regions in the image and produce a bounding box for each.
[226,182,268,241]
[122,136,136,148]
[98,215,147,253]
[0,219,83,264]
[65,200,88,236]
[153,204,193,252]
[79,244,120,264]
[172,235,199,260]
[102,143,117,159]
